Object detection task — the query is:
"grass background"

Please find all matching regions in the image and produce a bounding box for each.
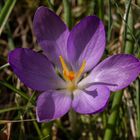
[0,0,140,140]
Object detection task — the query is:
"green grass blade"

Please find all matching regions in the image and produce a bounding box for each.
[123,0,133,53]
[0,63,9,70]
[136,79,140,139]
[0,0,17,35]
[103,91,123,140]
[63,0,72,29]
[97,0,104,20]
[0,105,33,114]
[124,7,133,54]
[0,80,34,104]
[44,0,54,10]
[30,112,44,139]
[107,0,112,42]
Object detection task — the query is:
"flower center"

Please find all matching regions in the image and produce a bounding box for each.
[59,56,86,91]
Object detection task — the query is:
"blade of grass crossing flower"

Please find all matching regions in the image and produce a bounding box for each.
[123,5,135,139]
[122,3,135,138]
[63,0,72,29]
[104,1,134,140]
[0,0,17,35]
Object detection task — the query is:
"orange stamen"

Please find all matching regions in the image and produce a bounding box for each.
[59,55,86,82]
[68,71,75,81]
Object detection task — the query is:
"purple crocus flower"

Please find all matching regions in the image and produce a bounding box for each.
[9,6,140,122]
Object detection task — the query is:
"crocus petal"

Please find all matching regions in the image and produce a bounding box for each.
[72,85,110,114]
[33,6,69,68]
[36,90,72,122]
[9,48,66,91]
[67,16,105,72]
[79,54,140,91]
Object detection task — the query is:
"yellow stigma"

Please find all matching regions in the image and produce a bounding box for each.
[59,56,86,82]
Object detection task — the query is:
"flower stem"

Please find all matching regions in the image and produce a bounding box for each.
[69,109,79,137]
